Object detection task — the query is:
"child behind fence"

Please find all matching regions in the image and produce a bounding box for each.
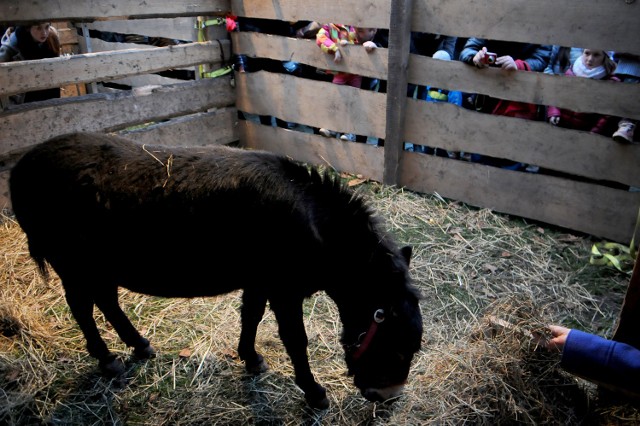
[547,49,620,136]
[315,24,378,141]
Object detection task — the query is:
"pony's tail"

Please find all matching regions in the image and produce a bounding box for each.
[28,241,50,281]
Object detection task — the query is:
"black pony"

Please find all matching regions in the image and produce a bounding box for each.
[9,132,423,409]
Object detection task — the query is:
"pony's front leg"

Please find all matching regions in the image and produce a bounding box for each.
[94,286,155,361]
[270,298,329,410]
[238,289,268,374]
[64,284,123,376]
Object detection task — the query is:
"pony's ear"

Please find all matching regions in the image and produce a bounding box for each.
[400,246,412,266]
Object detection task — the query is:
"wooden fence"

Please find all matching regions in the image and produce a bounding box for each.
[1,0,639,246]
[0,0,236,210]
[232,0,640,245]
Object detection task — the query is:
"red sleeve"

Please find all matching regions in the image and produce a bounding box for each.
[515,59,531,71]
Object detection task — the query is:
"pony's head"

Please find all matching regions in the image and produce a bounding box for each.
[340,246,423,402]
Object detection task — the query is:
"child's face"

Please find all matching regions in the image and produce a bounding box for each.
[30,23,51,43]
[581,49,605,69]
[356,28,377,43]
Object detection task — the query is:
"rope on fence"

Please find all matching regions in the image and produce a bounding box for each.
[196,17,232,79]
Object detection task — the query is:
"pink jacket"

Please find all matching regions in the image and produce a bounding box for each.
[547,68,620,135]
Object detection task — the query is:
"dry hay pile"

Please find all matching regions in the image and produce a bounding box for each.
[1,181,638,425]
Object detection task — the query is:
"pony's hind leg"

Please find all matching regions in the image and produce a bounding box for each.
[94,286,155,360]
[64,285,124,376]
[238,289,268,374]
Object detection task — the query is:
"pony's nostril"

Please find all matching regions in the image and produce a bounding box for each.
[361,384,406,403]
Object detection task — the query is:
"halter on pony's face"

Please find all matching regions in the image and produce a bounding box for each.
[342,246,423,402]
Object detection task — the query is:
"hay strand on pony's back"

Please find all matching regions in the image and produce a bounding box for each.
[1,175,638,425]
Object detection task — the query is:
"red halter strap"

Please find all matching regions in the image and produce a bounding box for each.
[352,309,385,361]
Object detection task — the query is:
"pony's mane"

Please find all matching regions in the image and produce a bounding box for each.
[308,165,379,226]
[300,164,400,255]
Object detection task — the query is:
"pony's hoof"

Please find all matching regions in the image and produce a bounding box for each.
[134,343,156,360]
[245,354,268,375]
[306,388,330,410]
[99,354,125,377]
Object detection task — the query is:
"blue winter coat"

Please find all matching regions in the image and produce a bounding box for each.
[562,329,640,396]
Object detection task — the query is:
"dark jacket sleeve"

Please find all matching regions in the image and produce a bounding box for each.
[459,38,486,65]
[561,329,640,395]
[438,36,457,60]
[524,44,552,72]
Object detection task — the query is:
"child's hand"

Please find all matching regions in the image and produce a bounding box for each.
[549,116,560,125]
[496,55,517,70]
[473,47,489,68]
[545,325,570,351]
[363,41,377,52]
[334,49,343,63]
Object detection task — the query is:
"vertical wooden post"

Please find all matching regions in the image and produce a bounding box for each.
[383,0,413,186]
[612,249,640,348]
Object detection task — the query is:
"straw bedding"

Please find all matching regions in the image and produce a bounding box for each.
[1,179,638,425]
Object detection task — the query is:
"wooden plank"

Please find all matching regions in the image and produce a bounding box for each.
[84,18,199,42]
[238,120,383,182]
[613,249,640,348]
[230,0,391,30]
[231,32,389,80]
[61,83,86,98]
[235,71,386,139]
[412,0,640,55]
[57,26,79,46]
[0,78,235,156]
[80,38,197,87]
[107,74,187,88]
[408,56,640,121]
[404,99,640,188]
[8,0,634,53]
[118,108,239,147]
[383,0,413,186]
[399,152,640,244]
[0,0,230,23]
[85,37,157,52]
[0,41,230,97]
